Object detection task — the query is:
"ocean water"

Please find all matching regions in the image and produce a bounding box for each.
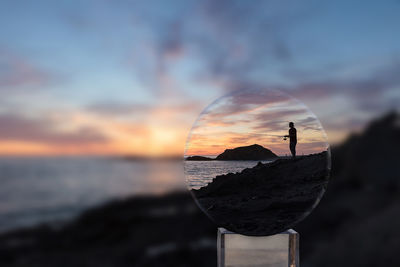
[0,157,274,233]
[184,160,273,190]
[0,157,185,233]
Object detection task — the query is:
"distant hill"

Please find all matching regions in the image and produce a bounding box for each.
[185,144,278,161]
[186,156,214,161]
[216,144,278,160]
[296,111,400,267]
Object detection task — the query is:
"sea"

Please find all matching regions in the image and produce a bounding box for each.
[0,157,272,233]
[0,157,185,233]
[184,160,273,190]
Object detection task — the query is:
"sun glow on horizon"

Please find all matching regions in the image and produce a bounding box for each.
[0,104,194,157]
[0,89,332,157]
[185,90,329,157]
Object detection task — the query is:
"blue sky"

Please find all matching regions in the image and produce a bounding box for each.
[0,0,399,155]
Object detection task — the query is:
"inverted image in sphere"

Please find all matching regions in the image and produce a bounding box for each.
[184,88,331,236]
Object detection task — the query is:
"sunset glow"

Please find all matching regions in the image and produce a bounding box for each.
[186,90,329,157]
[0,1,398,156]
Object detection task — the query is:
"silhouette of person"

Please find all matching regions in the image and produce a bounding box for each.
[284,122,297,158]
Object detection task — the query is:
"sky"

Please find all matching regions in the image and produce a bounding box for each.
[0,0,399,156]
[185,89,329,156]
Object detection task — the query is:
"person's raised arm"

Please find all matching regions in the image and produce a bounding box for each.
[284,129,290,138]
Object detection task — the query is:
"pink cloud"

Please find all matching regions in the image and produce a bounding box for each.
[0,50,52,89]
[0,113,108,145]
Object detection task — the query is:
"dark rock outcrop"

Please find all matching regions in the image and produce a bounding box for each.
[193,151,330,236]
[215,144,278,160]
[185,156,214,161]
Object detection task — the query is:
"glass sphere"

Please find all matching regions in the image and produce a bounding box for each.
[184,88,331,236]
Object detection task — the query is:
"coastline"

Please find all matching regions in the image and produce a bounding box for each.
[191,152,330,236]
[0,112,397,266]
[0,191,216,266]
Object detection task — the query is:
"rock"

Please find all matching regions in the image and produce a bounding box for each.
[185,156,214,161]
[192,151,330,236]
[215,144,278,160]
[296,111,400,267]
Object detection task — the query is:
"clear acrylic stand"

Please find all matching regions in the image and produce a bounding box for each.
[217,228,299,267]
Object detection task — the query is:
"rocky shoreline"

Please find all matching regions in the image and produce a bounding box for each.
[192,151,330,236]
[0,192,216,267]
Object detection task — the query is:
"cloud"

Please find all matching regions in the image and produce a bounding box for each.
[0,113,108,145]
[86,101,152,116]
[321,117,367,132]
[124,20,187,98]
[254,108,308,121]
[188,0,400,126]
[253,120,290,132]
[86,100,201,117]
[251,109,312,133]
[199,88,294,123]
[0,49,52,89]
[158,21,184,60]
[191,88,317,139]
[286,61,400,104]
[192,0,323,84]
[122,0,304,100]
[202,58,400,140]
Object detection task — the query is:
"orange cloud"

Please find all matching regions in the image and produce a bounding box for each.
[186,91,329,157]
[0,101,199,156]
